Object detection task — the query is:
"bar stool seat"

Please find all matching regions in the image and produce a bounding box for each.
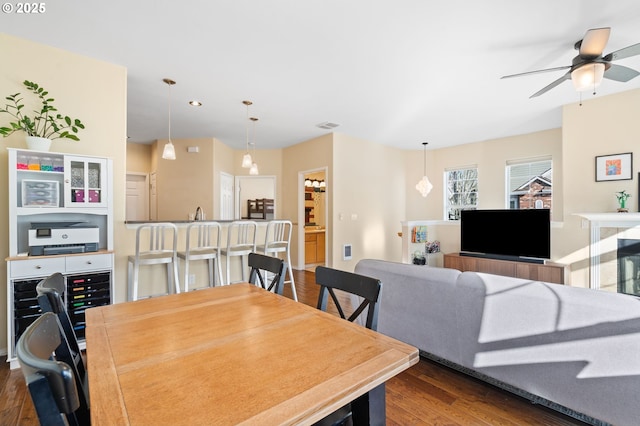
[220,220,257,285]
[128,223,180,301]
[256,220,297,301]
[178,222,223,291]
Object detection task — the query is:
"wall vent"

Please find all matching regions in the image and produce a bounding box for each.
[343,244,352,260]
[316,122,340,130]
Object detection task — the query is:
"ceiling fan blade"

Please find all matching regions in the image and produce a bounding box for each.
[604,63,640,82]
[603,42,640,62]
[578,27,611,58]
[530,72,571,98]
[501,65,571,79]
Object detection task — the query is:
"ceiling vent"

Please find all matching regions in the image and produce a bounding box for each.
[316,122,340,130]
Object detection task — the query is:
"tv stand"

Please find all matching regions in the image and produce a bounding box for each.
[443,253,565,284]
[459,252,544,264]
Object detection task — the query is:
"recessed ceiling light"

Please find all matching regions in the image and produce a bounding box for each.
[189,100,202,106]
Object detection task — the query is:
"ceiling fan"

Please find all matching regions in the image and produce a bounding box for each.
[502,27,640,98]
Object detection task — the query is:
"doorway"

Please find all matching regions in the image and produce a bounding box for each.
[235,175,276,219]
[299,168,328,271]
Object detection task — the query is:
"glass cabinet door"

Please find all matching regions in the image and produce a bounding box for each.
[64,156,107,207]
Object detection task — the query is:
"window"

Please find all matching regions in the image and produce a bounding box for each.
[445,167,478,221]
[506,158,552,211]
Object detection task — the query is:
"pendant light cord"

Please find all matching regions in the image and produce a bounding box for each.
[422,142,428,175]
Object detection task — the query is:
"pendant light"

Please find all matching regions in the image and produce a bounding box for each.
[415,142,433,197]
[249,117,259,175]
[241,100,253,168]
[161,78,177,160]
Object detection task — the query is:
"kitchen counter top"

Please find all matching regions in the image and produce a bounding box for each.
[305,228,326,234]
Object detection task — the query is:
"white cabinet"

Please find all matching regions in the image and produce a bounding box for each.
[5,148,114,369]
[64,155,108,208]
[7,148,113,256]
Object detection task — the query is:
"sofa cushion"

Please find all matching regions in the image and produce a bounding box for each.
[456,271,640,426]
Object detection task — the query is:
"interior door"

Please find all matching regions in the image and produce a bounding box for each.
[126,173,149,221]
[220,172,234,220]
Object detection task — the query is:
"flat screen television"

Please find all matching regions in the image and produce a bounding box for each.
[460,209,550,263]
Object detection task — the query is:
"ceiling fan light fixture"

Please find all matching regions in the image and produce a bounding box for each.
[571,63,605,91]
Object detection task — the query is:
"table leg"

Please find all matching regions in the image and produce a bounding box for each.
[351,383,385,426]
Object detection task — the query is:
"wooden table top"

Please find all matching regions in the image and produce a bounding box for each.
[85,283,418,425]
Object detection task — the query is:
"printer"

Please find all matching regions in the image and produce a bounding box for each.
[29,221,100,256]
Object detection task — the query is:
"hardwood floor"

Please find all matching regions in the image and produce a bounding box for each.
[0,269,586,425]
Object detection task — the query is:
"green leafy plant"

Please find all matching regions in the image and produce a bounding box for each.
[0,80,85,141]
[616,190,631,208]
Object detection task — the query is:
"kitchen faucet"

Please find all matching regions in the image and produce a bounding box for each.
[194,206,203,221]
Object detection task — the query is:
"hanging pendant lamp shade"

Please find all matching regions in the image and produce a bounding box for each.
[162,78,177,160]
[241,101,253,167]
[249,162,259,175]
[416,142,433,197]
[249,116,259,175]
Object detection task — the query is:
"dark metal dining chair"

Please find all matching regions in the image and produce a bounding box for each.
[315,266,383,331]
[248,252,287,295]
[36,273,89,408]
[16,312,90,426]
[314,266,384,426]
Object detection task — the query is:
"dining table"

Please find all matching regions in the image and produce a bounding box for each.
[85,283,419,425]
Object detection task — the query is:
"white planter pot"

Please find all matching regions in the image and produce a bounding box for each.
[26,136,52,152]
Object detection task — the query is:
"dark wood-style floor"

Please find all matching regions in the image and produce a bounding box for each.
[0,269,587,425]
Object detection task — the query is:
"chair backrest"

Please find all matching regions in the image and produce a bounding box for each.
[226,220,258,248]
[263,220,292,252]
[36,273,86,385]
[135,223,178,255]
[248,253,286,295]
[315,266,383,331]
[16,312,90,426]
[185,222,221,253]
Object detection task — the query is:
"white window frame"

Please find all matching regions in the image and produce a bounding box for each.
[505,157,552,211]
[444,166,478,221]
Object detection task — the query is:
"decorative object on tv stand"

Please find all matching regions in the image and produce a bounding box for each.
[161,78,177,160]
[415,142,433,197]
[241,100,253,168]
[616,190,631,213]
[0,80,85,151]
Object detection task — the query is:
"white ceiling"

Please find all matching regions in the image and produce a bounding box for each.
[3,0,640,151]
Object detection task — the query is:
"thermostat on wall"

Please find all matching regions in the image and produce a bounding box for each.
[343,244,352,261]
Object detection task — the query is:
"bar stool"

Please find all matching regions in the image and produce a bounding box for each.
[178,222,223,291]
[128,223,180,301]
[220,220,257,285]
[257,220,298,301]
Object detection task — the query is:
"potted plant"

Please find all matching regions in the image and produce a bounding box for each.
[0,80,85,151]
[616,190,631,213]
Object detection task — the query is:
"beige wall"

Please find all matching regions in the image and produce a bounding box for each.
[0,34,127,350]
[126,142,152,173]
[332,133,406,270]
[153,137,215,220]
[282,134,333,267]
[557,88,640,289]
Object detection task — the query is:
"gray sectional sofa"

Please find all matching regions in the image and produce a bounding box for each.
[355,259,640,426]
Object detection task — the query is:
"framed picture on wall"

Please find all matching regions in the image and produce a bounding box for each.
[595,152,633,182]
